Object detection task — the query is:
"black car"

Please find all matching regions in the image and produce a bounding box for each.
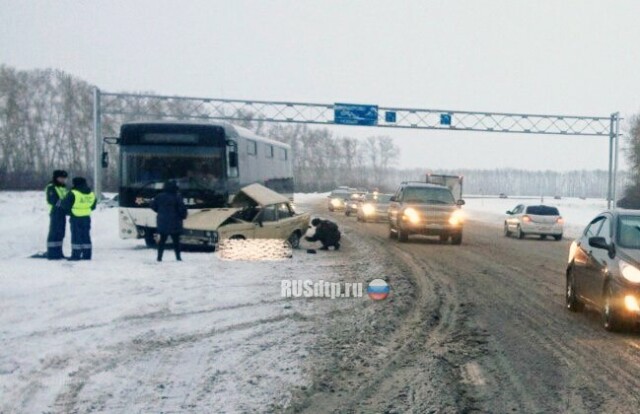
[566,210,640,331]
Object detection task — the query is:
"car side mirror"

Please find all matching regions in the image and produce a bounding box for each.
[589,237,616,258]
[506,210,512,215]
[589,237,609,250]
[456,199,465,206]
[389,196,396,202]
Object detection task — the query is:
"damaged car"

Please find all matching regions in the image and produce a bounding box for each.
[182,183,310,249]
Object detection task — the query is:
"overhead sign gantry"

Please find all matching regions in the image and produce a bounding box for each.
[93,89,621,207]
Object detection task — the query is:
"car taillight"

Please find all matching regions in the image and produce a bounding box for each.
[557,217,564,224]
[522,215,531,223]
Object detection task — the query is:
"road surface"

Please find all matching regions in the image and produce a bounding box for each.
[290,199,640,413]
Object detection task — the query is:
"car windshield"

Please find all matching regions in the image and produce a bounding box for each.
[122,146,224,191]
[367,194,392,203]
[403,187,455,204]
[617,215,640,249]
[330,190,351,198]
[526,205,560,215]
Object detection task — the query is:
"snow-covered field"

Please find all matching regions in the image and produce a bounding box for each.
[463,196,609,238]
[0,191,346,413]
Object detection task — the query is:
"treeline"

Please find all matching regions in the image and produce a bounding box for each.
[0,66,94,188]
[0,65,401,191]
[0,65,630,199]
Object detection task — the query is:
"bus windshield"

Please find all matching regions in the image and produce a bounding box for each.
[122,146,225,191]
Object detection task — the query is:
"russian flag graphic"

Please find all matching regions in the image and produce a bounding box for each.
[367,279,390,300]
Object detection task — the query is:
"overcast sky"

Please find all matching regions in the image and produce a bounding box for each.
[1,0,639,171]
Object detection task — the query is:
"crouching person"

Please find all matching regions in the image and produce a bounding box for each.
[305,218,341,250]
[150,181,187,262]
[62,177,96,260]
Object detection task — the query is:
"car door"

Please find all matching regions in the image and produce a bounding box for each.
[573,216,604,302]
[584,215,613,302]
[253,205,279,239]
[276,202,296,239]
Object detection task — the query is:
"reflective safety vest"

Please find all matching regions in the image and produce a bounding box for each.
[45,184,68,213]
[71,190,96,217]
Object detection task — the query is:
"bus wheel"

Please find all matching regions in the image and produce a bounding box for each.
[144,229,157,248]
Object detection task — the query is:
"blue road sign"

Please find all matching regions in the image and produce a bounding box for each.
[385,111,397,123]
[334,103,378,126]
[440,113,452,126]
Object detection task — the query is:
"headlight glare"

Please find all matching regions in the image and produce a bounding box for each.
[620,260,640,283]
[403,207,420,224]
[362,203,375,215]
[449,210,465,226]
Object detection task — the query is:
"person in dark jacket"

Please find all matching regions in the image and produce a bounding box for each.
[45,170,69,260]
[61,177,97,261]
[305,218,341,250]
[150,181,187,262]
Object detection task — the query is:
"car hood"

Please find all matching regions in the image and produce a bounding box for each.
[183,208,241,231]
[233,183,289,207]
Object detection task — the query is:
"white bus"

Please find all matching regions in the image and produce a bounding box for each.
[107,121,293,246]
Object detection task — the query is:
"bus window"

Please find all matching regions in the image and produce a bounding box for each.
[247,140,257,156]
[266,144,274,158]
[278,148,287,161]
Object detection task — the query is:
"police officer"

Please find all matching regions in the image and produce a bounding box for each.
[45,170,69,260]
[62,177,97,260]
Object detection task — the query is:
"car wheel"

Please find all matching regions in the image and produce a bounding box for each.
[230,235,245,240]
[345,210,350,217]
[554,234,563,241]
[144,229,157,248]
[397,227,409,243]
[288,231,301,249]
[517,225,525,239]
[389,226,396,239]
[451,232,463,245]
[439,234,449,244]
[603,284,627,332]
[328,207,334,212]
[540,235,547,240]
[503,222,511,237]
[566,267,584,312]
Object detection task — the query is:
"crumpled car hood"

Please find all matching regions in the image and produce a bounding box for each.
[183,208,241,231]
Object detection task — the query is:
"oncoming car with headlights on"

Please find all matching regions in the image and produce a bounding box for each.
[388,182,465,244]
[357,193,393,222]
[327,188,352,212]
[344,191,367,217]
[566,210,640,331]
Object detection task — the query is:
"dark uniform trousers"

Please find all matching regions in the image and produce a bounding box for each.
[47,210,66,259]
[70,216,92,260]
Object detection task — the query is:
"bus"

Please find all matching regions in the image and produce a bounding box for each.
[106,121,293,246]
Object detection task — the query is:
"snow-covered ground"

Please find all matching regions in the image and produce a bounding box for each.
[0,191,345,413]
[463,196,608,238]
[0,191,612,412]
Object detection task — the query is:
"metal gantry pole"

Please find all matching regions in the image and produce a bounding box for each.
[612,112,621,209]
[607,114,615,209]
[93,88,102,199]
